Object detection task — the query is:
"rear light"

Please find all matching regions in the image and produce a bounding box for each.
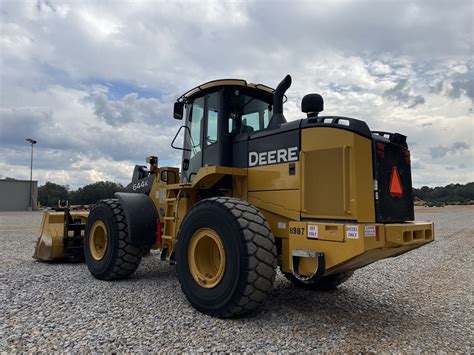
[376,143,385,158]
[404,150,410,164]
[156,221,163,246]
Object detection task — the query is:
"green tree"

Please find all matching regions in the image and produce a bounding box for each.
[413,182,474,204]
[38,182,68,207]
[69,181,123,205]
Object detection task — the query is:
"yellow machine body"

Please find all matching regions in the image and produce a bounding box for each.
[148,125,434,279]
[34,77,434,287]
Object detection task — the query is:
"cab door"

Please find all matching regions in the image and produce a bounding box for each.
[182,90,223,181]
[183,96,204,181]
[202,91,221,168]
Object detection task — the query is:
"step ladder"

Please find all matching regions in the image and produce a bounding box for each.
[161,190,178,260]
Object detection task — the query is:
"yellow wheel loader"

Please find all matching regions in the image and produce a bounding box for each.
[34,75,434,317]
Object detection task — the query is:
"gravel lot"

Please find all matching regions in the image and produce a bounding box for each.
[1,206,473,352]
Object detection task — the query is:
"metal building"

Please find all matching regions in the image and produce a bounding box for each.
[0,179,38,211]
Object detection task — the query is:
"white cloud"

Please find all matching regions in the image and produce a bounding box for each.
[0,0,473,188]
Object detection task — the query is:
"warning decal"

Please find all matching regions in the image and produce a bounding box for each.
[365,225,377,237]
[307,224,318,239]
[389,166,403,197]
[346,225,359,239]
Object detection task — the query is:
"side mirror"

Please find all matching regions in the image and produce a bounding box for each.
[173,102,184,120]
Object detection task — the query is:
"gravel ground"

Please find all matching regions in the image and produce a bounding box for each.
[1,206,473,352]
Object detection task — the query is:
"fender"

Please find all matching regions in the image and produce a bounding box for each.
[115,192,158,247]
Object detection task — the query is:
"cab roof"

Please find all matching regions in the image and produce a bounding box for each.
[177,79,276,103]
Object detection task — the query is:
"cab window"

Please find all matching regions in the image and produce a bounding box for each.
[186,96,204,177]
[228,91,272,134]
[242,112,259,132]
[189,97,204,152]
[206,92,219,145]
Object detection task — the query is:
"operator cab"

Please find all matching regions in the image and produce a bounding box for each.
[173,80,277,182]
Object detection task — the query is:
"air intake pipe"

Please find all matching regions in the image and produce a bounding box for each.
[268,74,292,129]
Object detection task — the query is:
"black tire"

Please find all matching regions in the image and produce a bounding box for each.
[84,199,144,280]
[176,197,277,317]
[284,270,354,291]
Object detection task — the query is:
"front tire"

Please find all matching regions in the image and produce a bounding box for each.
[84,199,144,280]
[176,197,277,317]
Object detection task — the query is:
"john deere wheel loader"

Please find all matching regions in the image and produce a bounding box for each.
[34,75,434,317]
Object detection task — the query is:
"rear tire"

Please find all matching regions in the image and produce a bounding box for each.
[284,270,354,290]
[176,197,277,317]
[84,199,144,280]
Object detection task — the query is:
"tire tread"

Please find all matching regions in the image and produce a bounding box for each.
[179,197,277,317]
[87,199,143,280]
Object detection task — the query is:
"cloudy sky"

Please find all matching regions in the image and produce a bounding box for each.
[0,0,472,189]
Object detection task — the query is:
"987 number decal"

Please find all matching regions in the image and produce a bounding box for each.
[289,227,305,235]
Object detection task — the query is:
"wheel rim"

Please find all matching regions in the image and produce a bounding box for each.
[188,228,226,289]
[89,220,108,261]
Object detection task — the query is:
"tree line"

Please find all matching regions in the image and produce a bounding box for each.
[413,182,474,204]
[38,181,124,207]
[36,180,473,207]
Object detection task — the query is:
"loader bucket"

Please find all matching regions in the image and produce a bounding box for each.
[33,209,89,261]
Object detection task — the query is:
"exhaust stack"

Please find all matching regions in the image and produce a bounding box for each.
[268,74,292,128]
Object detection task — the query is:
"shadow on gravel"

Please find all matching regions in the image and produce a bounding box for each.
[33,259,84,265]
[241,281,423,330]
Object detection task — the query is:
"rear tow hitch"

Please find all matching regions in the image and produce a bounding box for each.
[291,249,325,283]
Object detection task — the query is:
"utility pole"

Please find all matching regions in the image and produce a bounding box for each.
[26,138,37,210]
